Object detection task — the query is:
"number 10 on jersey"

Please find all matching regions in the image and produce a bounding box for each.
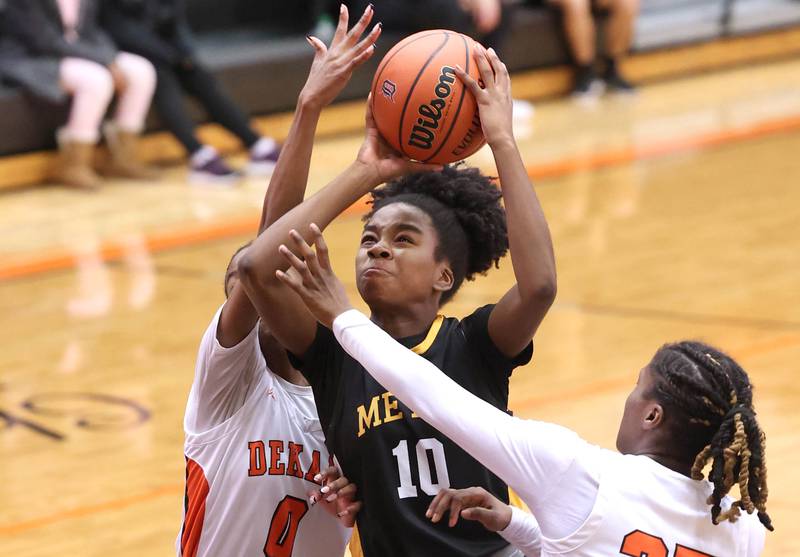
[392,438,451,498]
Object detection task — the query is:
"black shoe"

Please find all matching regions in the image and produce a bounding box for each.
[602,57,636,94]
[571,65,603,101]
[604,70,636,93]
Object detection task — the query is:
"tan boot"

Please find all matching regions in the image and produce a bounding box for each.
[53,130,101,191]
[101,122,160,181]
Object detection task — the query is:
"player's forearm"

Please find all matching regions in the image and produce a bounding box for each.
[241,162,380,291]
[332,310,544,504]
[259,100,323,233]
[498,506,542,557]
[493,141,556,305]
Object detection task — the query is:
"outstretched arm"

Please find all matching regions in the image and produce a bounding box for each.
[426,487,541,557]
[275,226,594,531]
[218,4,381,347]
[455,47,556,358]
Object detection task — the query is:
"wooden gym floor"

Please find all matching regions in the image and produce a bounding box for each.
[1,55,799,556]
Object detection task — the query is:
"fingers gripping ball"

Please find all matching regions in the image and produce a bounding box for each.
[370,30,486,164]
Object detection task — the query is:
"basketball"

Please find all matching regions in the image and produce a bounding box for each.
[370,30,486,165]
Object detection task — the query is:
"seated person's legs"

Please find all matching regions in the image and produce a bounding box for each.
[151,64,238,183]
[103,52,159,179]
[177,62,280,179]
[57,57,115,189]
[598,0,638,91]
[548,0,599,97]
[112,52,156,136]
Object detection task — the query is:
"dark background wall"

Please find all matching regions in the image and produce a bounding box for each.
[1,0,799,156]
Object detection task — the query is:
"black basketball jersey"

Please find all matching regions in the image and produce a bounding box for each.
[290,304,533,557]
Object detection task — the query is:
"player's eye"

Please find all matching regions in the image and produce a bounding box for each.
[360,234,377,246]
[396,235,413,244]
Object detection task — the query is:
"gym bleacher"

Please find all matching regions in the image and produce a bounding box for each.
[1,0,799,159]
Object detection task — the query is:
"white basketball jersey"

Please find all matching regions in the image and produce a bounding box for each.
[540,451,765,557]
[330,310,768,557]
[176,306,350,557]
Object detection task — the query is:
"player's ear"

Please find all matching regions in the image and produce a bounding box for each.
[642,402,664,430]
[433,265,454,293]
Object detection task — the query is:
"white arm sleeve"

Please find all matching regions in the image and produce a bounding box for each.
[499,506,542,557]
[184,304,266,433]
[333,310,600,537]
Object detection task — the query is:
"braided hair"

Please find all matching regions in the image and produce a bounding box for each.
[649,341,773,530]
[365,164,508,305]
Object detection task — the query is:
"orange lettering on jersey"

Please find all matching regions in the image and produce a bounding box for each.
[248,441,267,476]
[675,545,713,557]
[268,440,285,475]
[620,530,668,557]
[247,440,327,486]
[304,450,322,484]
[619,531,713,557]
[286,442,304,479]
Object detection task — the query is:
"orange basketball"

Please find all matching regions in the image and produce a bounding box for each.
[370,30,485,165]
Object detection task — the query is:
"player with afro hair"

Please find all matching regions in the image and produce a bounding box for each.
[365,164,508,305]
[241,45,556,556]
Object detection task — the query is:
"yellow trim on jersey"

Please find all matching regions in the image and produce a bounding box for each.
[411,314,445,355]
[346,525,363,557]
[508,487,530,512]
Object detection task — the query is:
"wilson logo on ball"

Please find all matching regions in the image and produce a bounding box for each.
[408,66,456,150]
[381,79,397,102]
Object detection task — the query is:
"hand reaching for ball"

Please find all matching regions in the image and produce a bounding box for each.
[300,4,382,110]
[356,97,444,184]
[454,46,515,150]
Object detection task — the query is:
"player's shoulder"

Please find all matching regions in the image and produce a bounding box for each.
[198,303,261,358]
[444,303,496,329]
[431,304,496,342]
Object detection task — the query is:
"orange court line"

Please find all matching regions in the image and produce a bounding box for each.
[2,112,800,282]
[0,483,184,536]
[526,113,800,180]
[0,196,374,282]
[510,334,800,414]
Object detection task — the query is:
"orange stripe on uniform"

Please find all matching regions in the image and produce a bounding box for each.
[180,457,210,557]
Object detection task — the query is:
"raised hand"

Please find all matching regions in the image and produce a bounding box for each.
[426,486,512,531]
[355,95,444,184]
[300,4,382,110]
[462,0,502,34]
[276,224,353,329]
[309,466,363,528]
[454,45,514,149]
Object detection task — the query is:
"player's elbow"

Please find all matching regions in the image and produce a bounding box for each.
[535,279,557,306]
[237,251,268,292]
[521,277,557,309]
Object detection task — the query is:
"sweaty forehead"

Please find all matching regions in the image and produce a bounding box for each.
[365,202,434,232]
